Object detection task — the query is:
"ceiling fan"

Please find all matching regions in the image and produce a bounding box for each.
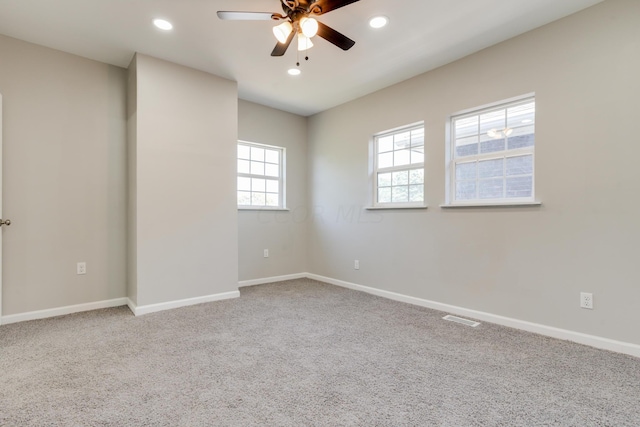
[217,0,360,57]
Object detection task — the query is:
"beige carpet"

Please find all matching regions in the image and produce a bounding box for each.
[1,278,639,426]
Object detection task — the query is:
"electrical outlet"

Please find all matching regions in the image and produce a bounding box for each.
[354,260,359,270]
[264,249,269,258]
[77,262,87,275]
[580,292,593,309]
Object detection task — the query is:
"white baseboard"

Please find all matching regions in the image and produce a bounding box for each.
[306,273,640,359]
[0,298,129,325]
[127,291,240,316]
[238,272,307,288]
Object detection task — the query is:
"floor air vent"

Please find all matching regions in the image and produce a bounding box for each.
[443,314,480,327]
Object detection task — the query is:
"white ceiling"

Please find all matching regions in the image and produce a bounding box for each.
[0,0,604,116]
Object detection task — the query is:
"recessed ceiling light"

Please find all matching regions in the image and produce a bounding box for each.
[369,16,388,29]
[153,19,173,31]
[288,68,301,76]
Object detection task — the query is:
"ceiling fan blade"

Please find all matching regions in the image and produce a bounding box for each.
[311,0,360,15]
[316,22,355,51]
[217,11,277,21]
[271,30,296,56]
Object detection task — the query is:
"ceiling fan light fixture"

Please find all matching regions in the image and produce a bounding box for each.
[300,17,319,38]
[369,16,388,29]
[153,19,173,31]
[297,33,313,51]
[273,21,293,44]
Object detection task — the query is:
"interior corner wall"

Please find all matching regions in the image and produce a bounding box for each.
[126,55,138,305]
[237,100,308,281]
[0,35,127,315]
[306,0,640,346]
[131,54,238,306]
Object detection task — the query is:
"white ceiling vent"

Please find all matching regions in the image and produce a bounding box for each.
[443,314,480,327]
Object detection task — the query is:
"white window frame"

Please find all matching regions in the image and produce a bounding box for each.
[371,122,426,209]
[445,94,539,207]
[237,141,286,210]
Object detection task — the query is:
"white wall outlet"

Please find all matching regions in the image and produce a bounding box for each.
[77,262,87,275]
[580,292,593,309]
[264,249,269,258]
[354,260,359,270]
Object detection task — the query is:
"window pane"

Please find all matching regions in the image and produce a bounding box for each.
[480,110,505,135]
[507,102,535,128]
[456,162,476,181]
[238,159,250,174]
[378,172,392,187]
[251,192,266,206]
[392,170,409,186]
[409,185,424,202]
[250,147,265,162]
[411,147,424,164]
[409,169,424,184]
[394,131,411,149]
[455,135,479,157]
[238,145,250,160]
[394,149,411,166]
[238,177,251,191]
[392,186,409,203]
[507,125,535,150]
[266,179,279,193]
[478,158,503,179]
[265,163,279,177]
[506,155,533,176]
[506,176,533,198]
[480,136,505,154]
[238,191,251,205]
[378,152,393,169]
[266,193,279,207]
[252,178,266,192]
[479,179,504,199]
[250,161,265,176]
[411,128,424,147]
[455,116,478,139]
[378,135,394,153]
[378,187,391,203]
[456,181,476,200]
[265,149,279,164]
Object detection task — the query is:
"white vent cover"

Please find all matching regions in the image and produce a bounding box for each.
[443,314,480,327]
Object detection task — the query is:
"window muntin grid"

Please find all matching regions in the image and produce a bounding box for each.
[237,142,284,208]
[450,98,535,203]
[374,124,425,206]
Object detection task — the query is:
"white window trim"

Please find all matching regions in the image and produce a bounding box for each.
[369,122,427,209]
[237,140,287,210]
[443,94,541,208]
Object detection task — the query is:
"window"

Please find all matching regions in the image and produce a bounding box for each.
[373,123,425,207]
[237,141,285,209]
[448,96,535,205]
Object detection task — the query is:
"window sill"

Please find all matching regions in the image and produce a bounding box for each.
[440,201,542,208]
[365,205,428,210]
[238,207,290,212]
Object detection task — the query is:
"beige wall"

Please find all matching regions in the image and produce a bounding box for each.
[0,35,127,315]
[307,0,640,345]
[238,100,308,281]
[131,54,238,306]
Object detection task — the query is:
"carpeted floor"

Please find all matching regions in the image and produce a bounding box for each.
[1,278,639,426]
